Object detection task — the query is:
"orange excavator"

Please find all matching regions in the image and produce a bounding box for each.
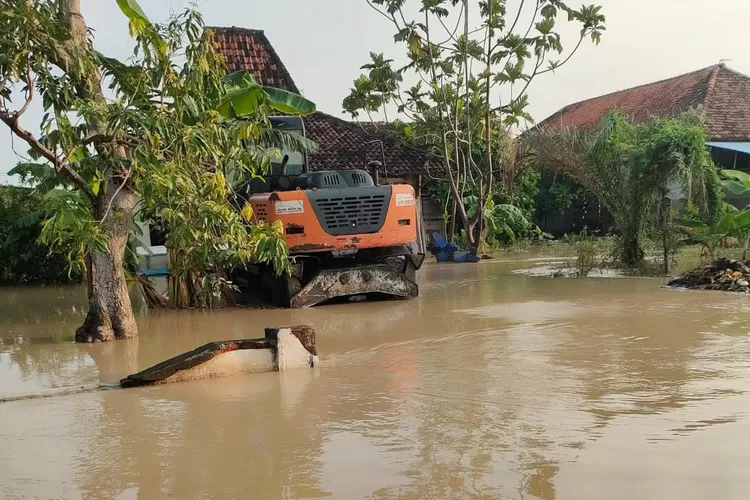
[233,116,425,308]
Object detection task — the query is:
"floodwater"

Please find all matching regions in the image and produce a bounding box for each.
[2,256,750,499]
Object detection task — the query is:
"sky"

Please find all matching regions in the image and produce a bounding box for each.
[3,0,750,182]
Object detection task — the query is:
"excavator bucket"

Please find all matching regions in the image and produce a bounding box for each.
[290,253,425,308]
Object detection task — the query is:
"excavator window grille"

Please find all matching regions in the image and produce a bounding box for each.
[313,194,387,232]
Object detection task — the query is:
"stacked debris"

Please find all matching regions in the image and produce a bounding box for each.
[668,258,750,293]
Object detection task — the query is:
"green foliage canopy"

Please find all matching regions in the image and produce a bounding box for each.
[1,1,316,307]
[530,110,723,265]
[0,186,80,285]
[342,0,606,250]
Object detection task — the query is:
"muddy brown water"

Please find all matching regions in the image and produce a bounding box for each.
[2,257,750,499]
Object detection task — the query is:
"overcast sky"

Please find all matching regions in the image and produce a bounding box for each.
[3,0,750,180]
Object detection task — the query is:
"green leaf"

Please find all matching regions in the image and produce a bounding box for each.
[732,209,750,230]
[715,212,736,234]
[116,0,150,25]
[90,178,103,196]
[67,146,90,164]
[222,71,258,88]
[541,4,557,18]
[722,179,750,198]
[535,17,555,35]
[261,87,316,115]
[216,86,264,118]
[722,169,750,186]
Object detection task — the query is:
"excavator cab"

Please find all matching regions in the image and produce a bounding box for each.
[233,116,425,308]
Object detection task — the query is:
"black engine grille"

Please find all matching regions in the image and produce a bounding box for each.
[308,187,392,236]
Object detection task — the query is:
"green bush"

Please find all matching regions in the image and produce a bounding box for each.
[574,240,597,276]
[0,185,81,285]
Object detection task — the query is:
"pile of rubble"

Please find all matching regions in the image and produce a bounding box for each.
[668,258,750,293]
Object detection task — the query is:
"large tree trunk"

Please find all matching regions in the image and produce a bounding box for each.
[75,185,138,343]
[57,0,139,342]
[621,231,645,267]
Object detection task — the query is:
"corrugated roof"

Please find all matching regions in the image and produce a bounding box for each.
[707,141,750,155]
[536,64,750,141]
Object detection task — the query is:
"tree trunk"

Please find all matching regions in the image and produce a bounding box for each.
[448,197,457,242]
[468,217,481,254]
[58,0,139,342]
[621,231,645,267]
[660,191,671,275]
[75,185,138,343]
[445,166,474,248]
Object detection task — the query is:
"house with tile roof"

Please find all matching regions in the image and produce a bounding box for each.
[208,26,439,178]
[537,64,750,171]
[208,26,446,241]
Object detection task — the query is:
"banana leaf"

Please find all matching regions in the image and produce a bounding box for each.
[217,72,316,118]
[262,87,316,115]
[722,179,750,198]
[721,169,750,185]
[116,0,150,24]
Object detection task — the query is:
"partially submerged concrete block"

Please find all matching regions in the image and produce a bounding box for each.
[270,327,320,371]
[120,325,318,388]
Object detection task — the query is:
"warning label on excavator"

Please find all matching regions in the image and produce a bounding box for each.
[275,200,304,214]
[396,193,415,206]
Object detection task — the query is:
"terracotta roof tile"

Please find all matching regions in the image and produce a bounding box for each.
[704,67,750,141]
[305,113,437,176]
[209,26,438,177]
[536,64,750,141]
[208,26,299,93]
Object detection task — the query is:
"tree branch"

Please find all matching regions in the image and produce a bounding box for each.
[0,111,96,201]
[99,166,133,223]
[16,61,34,119]
[366,0,400,27]
[80,132,111,145]
[499,0,526,45]
[436,8,464,45]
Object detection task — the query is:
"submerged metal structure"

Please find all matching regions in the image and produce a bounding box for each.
[120,326,318,388]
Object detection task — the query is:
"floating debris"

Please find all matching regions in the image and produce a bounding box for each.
[668,258,750,293]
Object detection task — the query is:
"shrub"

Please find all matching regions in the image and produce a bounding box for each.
[0,186,81,285]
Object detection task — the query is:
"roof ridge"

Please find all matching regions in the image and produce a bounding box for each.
[716,64,750,82]
[205,26,264,35]
[703,64,723,112]
[545,64,722,121]
[253,30,300,94]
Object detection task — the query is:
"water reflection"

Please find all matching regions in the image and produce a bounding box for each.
[1,260,750,499]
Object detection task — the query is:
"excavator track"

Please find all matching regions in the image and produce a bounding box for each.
[290,253,424,308]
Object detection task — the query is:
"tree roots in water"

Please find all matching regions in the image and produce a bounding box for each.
[137,274,174,309]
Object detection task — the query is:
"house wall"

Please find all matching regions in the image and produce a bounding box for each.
[711,147,750,171]
[535,201,614,237]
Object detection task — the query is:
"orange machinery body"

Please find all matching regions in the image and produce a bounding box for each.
[249,184,418,254]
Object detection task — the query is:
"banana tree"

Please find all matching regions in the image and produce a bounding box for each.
[676,208,750,262]
[722,169,750,208]
[465,195,531,247]
[719,170,750,259]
